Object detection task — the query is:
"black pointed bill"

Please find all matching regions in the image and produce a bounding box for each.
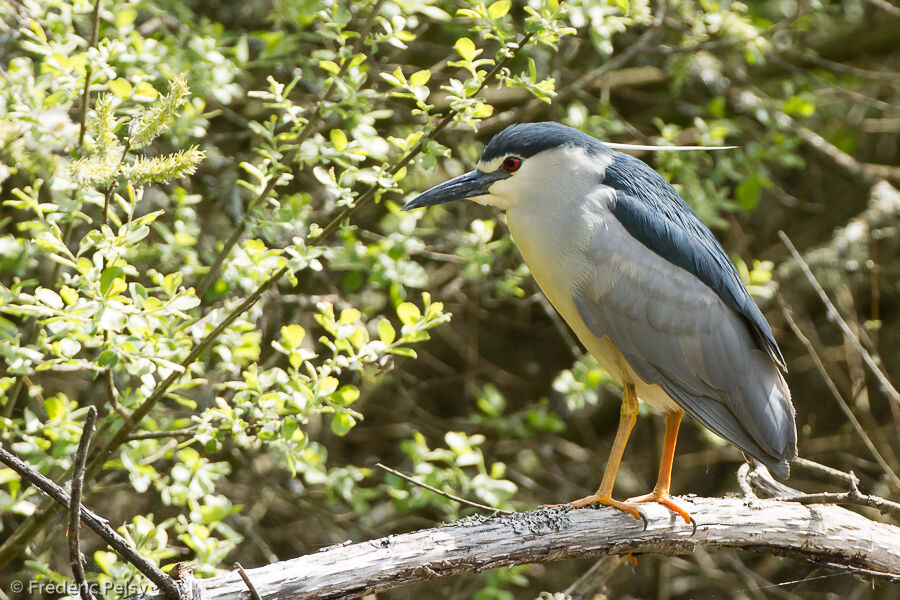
[402,169,508,211]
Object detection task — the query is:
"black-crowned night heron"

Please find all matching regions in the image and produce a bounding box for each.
[403,122,797,523]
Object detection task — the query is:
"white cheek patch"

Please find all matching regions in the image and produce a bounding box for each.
[480,177,518,210]
[471,146,612,211]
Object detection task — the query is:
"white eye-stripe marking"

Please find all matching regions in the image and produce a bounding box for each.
[477,155,513,172]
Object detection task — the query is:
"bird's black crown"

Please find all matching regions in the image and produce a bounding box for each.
[480,122,610,163]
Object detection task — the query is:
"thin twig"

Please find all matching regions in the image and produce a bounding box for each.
[779,231,900,407]
[0,445,183,600]
[195,0,387,299]
[233,563,262,600]
[767,54,899,113]
[570,0,667,92]
[777,294,900,489]
[774,490,900,517]
[78,0,103,148]
[102,139,132,226]
[792,457,860,489]
[316,31,534,242]
[0,30,538,568]
[563,556,624,597]
[376,463,513,515]
[780,49,900,82]
[793,127,900,184]
[68,407,98,600]
[126,426,199,441]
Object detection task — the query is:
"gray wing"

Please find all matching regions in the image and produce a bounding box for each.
[603,153,786,370]
[574,201,797,477]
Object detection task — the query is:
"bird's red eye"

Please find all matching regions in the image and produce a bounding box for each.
[503,156,522,172]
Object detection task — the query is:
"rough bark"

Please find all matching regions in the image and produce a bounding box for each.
[139,496,900,600]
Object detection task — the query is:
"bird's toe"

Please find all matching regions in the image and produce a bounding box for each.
[626,491,693,526]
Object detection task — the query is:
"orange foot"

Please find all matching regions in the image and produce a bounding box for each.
[567,493,647,528]
[627,491,694,530]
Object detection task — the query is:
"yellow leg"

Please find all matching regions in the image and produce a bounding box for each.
[627,410,693,525]
[568,383,643,521]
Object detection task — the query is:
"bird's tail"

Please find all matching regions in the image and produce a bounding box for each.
[665,350,797,479]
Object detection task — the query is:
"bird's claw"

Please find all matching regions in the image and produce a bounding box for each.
[566,493,647,530]
[626,490,694,532]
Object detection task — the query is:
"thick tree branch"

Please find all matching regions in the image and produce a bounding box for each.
[136,498,900,600]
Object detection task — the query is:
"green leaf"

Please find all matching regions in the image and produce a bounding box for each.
[199,498,237,522]
[334,385,360,406]
[454,38,477,61]
[45,395,65,421]
[391,66,407,85]
[134,81,158,98]
[97,350,118,368]
[388,347,417,358]
[115,7,138,28]
[59,286,78,305]
[735,174,769,210]
[783,96,815,117]
[100,266,125,296]
[94,551,117,576]
[319,60,341,75]
[330,129,348,152]
[378,319,396,345]
[472,102,493,118]
[35,287,63,309]
[488,0,511,19]
[349,53,367,68]
[397,302,420,326]
[108,78,132,98]
[319,376,339,396]
[281,324,306,349]
[409,69,431,87]
[339,308,360,324]
[330,411,356,436]
[133,209,165,227]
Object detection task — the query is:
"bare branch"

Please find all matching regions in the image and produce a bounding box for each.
[863,0,900,18]
[728,90,900,185]
[234,563,262,600]
[135,498,900,600]
[77,0,104,147]
[779,231,900,407]
[793,127,900,184]
[68,406,98,600]
[0,445,183,600]
[126,426,199,441]
[0,28,541,571]
[792,457,860,489]
[376,463,513,515]
[195,0,387,298]
[776,293,900,489]
[774,490,900,517]
[315,31,535,242]
[780,49,900,81]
